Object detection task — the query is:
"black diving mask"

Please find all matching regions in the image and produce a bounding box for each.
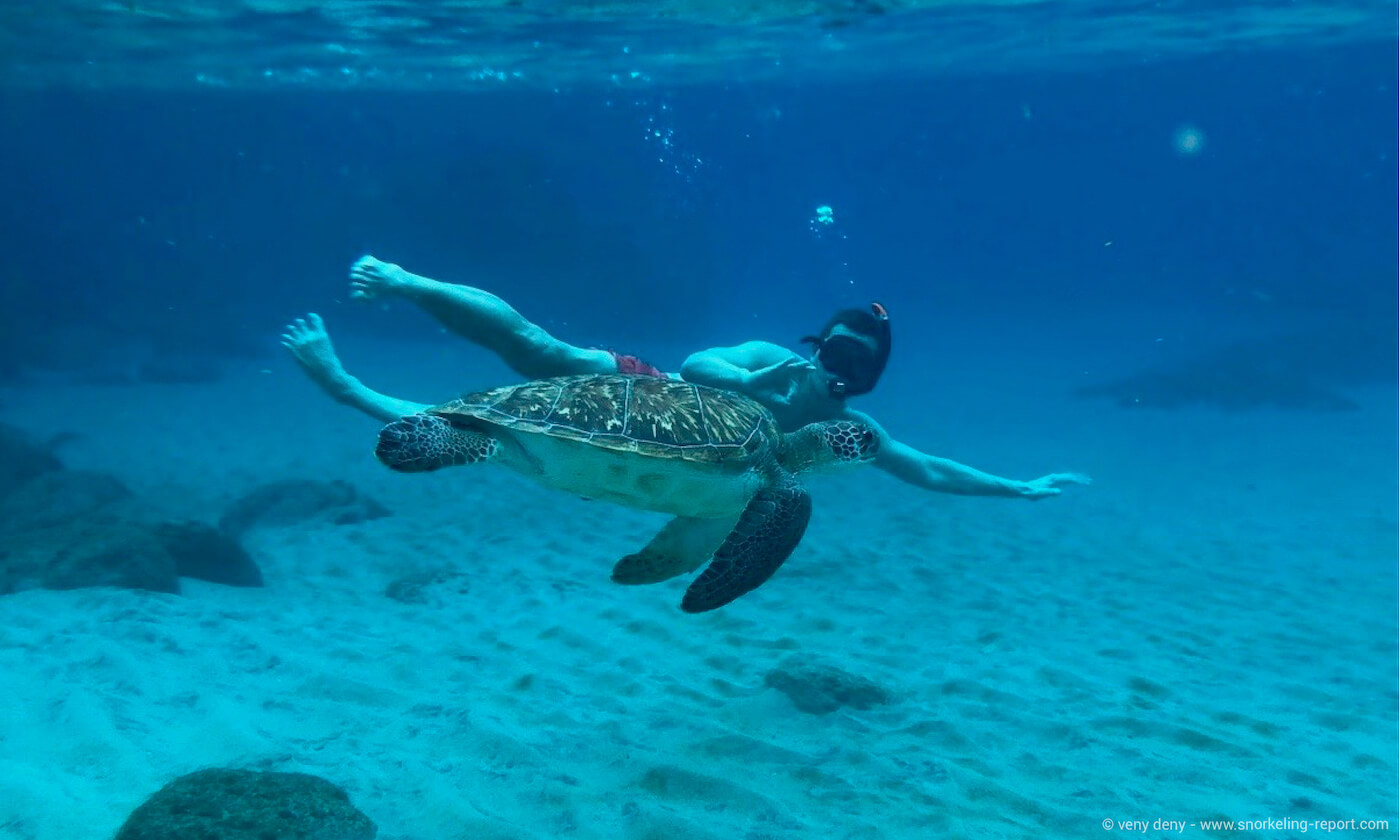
[802,301,891,399]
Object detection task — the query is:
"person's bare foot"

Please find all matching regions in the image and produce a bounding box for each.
[280,313,356,400]
[349,255,422,301]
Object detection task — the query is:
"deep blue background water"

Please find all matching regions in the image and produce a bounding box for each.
[0,41,1394,389]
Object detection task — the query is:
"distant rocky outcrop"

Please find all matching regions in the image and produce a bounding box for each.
[3,318,232,387]
[0,475,260,595]
[1075,326,1394,412]
[0,469,135,533]
[0,422,392,596]
[113,768,376,840]
[0,422,63,498]
[219,478,390,537]
[157,521,264,588]
[5,513,182,594]
[0,423,262,595]
[1075,360,1359,412]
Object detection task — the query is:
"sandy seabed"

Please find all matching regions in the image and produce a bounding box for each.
[0,339,1395,840]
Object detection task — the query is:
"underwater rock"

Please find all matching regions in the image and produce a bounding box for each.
[1074,327,1394,412]
[16,322,118,373]
[764,658,893,715]
[0,470,170,594]
[1,514,180,595]
[0,470,134,533]
[113,767,376,840]
[219,479,390,537]
[384,567,471,606]
[0,422,64,500]
[158,521,264,587]
[1074,367,1359,412]
[0,516,266,595]
[0,474,265,594]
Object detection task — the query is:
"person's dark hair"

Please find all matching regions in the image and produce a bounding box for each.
[800,302,891,398]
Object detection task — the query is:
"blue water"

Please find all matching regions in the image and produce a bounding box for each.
[0,5,1396,838]
[3,43,1395,362]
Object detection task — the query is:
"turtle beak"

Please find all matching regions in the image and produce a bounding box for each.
[858,427,878,459]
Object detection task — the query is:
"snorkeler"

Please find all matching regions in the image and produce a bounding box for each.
[282,255,1089,500]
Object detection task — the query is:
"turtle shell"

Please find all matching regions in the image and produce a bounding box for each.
[430,374,778,464]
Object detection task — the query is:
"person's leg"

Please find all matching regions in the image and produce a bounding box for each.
[281,313,430,423]
[349,255,615,379]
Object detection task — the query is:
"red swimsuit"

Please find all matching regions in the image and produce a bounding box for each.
[608,350,667,378]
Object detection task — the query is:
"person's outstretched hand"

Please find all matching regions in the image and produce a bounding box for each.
[749,357,814,405]
[1019,472,1093,499]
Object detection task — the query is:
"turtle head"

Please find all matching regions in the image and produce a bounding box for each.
[376,413,502,472]
[780,419,879,474]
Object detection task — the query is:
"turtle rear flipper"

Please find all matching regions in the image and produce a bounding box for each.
[376,415,501,473]
[680,475,812,613]
[612,515,737,585]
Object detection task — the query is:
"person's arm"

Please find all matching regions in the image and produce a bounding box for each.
[680,341,809,401]
[328,377,431,424]
[847,409,1091,499]
[281,313,431,424]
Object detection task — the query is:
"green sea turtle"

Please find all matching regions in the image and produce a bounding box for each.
[374,374,878,612]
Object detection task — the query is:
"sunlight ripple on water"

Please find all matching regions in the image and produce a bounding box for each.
[0,0,1391,88]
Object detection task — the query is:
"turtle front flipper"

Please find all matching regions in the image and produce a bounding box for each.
[612,515,737,585]
[680,475,812,613]
[376,414,501,472]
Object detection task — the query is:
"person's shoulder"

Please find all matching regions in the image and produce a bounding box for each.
[838,405,888,433]
[732,340,799,360]
[692,340,795,364]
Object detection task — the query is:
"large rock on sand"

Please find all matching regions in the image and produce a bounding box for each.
[113,768,376,840]
[0,472,262,594]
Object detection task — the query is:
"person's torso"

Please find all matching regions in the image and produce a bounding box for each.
[758,373,846,432]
